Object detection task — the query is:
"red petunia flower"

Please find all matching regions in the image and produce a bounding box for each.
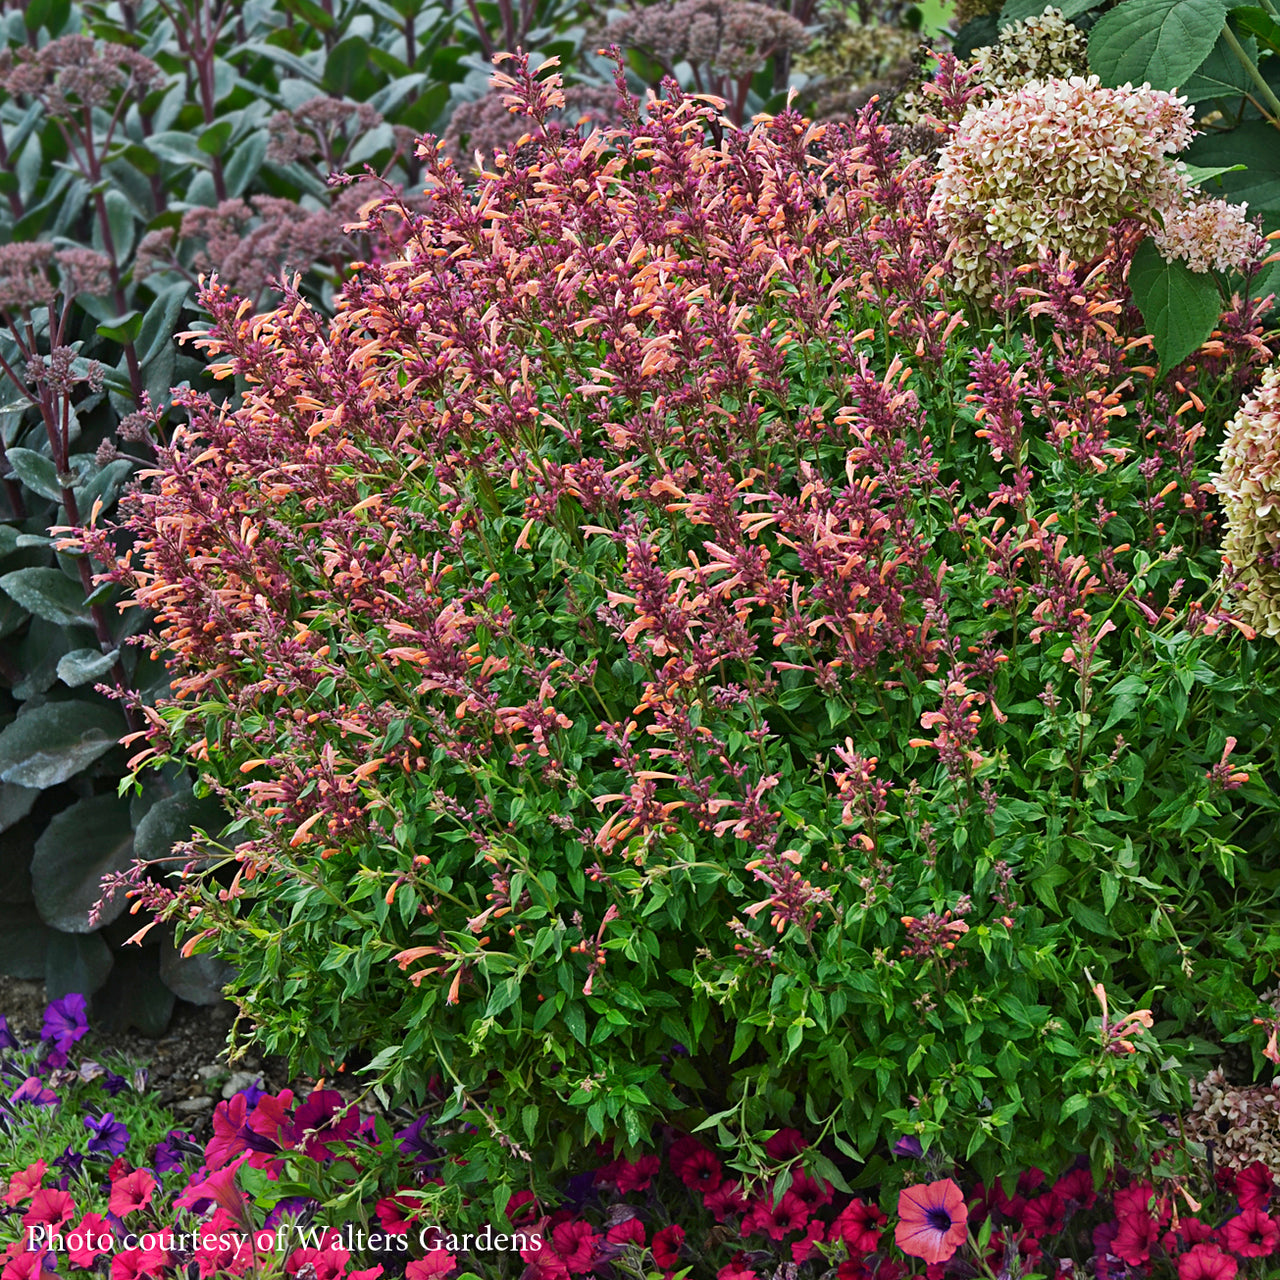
[717,1256,758,1280]
[652,1225,684,1270]
[285,1242,349,1280]
[791,1220,825,1263]
[674,1145,722,1193]
[1021,1190,1066,1236]
[606,1217,645,1246]
[742,1190,810,1241]
[550,1219,599,1275]
[613,1155,661,1195]
[1178,1243,1239,1280]
[895,1179,968,1264]
[1112,1211,1159,1267]
[830,1198,888,1253]
[375,1192,420,1235]
[1053,1166,1097,1212]
[108,1169,156,1218]
[1,1250,50,1280]
[1223,1206,1280,1258]
[1238,1162,1273,1211]
[789,1170,834,1210]
[703,1180,749,1222]
[764,1128,808,1160]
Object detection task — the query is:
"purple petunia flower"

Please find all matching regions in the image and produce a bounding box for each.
[41,994,89,1049]
[154,1130,201,1173]
[54,1146,85,1180]
[102,1072,128,1096]
[85,1111,130,1156]
[236,1078,266,1110]
[264,1196,317,1230]
[0,1015,19,1051]
[10,1075,58,1106]
[395,1114,433,1160]
[893,1134,925,1159]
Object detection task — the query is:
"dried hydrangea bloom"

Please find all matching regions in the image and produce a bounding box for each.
[969,7,1088,95]
[1179,1066,1280,1171]
[603,0,810,80]
[1154,196,1266,276]
[929,75,1194,297]
[1214,363,1280,639]
[441,84,622,176]
[266,97,385,168]
[0,34,163,116]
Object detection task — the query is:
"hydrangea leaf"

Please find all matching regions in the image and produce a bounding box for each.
[1184,122,1280,223]
[1128,236,1223,369]
[1088,0,1227,90]
[0,701,122,788]
[1182,31,1257,101]
[999,0,1102,28]
[31,793,135,933]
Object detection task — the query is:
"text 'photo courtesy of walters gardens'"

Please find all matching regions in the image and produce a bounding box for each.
[3,0,1280,1277]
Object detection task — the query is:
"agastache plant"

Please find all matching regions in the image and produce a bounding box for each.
[79,46,1280,1213]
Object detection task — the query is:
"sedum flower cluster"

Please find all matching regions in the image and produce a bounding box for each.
[1215,363,1280,638]
[929,75,1194,296]
[969,7,1088,95]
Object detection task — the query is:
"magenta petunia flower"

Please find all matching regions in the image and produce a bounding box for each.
[1237,1162,1273,1211]
[293,1089,357,1160]
[830,1197,887,1253]
[1178,1244,1239,1280]
[21,1188,75,1232]
[549,1219,599,1275]
[742,1189,809,1241]
[108,1169,156,1218]
[1224,1206,1280,1258]
[9,1077,58,1107]
[895,1179,969,1264]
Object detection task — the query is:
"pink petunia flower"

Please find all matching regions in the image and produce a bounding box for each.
[613,1155,661,1195]
[1,1249,50,1280]
[66,1213,112,1269]
[895,1179,968,1264]
[108,1169,156,1217]
[1237,1162,1273,1211]
[764,1128,808,1160]
[22,1187,76,1233]
[405,1255,457,1280]
[3,1162,46,1206]
[206,1095,249,1169]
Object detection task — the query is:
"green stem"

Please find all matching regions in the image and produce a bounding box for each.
[1221,23,1280,123]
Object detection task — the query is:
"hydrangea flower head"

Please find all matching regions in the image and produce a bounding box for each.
[1214,363,1280,638]
[930,75,1194,296]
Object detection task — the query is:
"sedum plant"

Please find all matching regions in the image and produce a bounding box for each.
[88,49,1280,1217]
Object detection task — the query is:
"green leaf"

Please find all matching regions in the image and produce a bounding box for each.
[950,14,1000,57]
[5,448,63,501]
[198,121,234,156]
[92,944,175,1035]
[224,132,269,198]
[45,929,114,999]
[0,905,51,980]
[1000,0,1103,27]
[1088,0,1227,90]
[0,701,123,788]
[1127,236,1222,369]
[0,569,92,628]
[159,938,234,1004]
[1179,162,1249,186]
[56,647,119,689]
[563,1001,587,1045]
[143,131,212,169]
[96,311,144,345]
[32,794,135,932]
[0,782,39,836]
[1183,30,1258,100]
[102,189,138,264]
[1233,5,1280,53]
[136,282,189,368]
[325,37,371,96]
[1185,123,1280,222]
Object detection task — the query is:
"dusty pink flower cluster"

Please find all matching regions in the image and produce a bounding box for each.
[930,75,1194,296]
